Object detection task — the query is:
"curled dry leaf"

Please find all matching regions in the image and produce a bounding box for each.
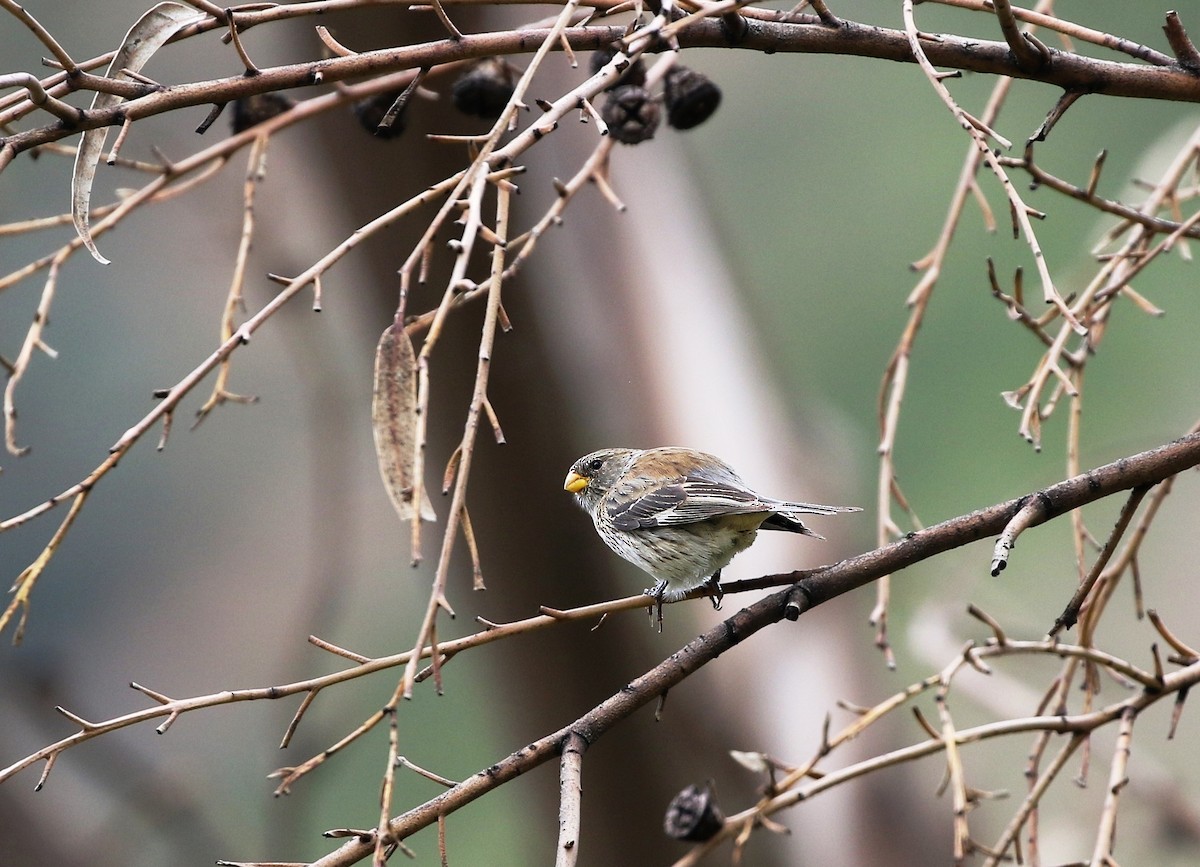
[372,323,436,524]
[71,2,206,264]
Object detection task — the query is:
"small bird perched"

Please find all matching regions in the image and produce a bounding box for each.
[564,447,859,625]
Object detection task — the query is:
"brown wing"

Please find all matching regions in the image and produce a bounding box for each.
[605,447,859,532]
[606,472,771,532]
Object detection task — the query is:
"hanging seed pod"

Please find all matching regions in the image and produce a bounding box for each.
[352,90,409,140]
[664,66,722,130]
[372,323,436,524]
[589,45,646,90]
[663,782,725,842]
[600,85,660,145]
[452,57,515,119]
[230,92,294,133]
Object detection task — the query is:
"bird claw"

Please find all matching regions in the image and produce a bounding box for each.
[704,572,724,610]
[644,581,667,632]
[641,576,722,631]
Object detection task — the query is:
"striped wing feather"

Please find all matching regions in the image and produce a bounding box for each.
[603,447,857,533]
[607,478,773,531]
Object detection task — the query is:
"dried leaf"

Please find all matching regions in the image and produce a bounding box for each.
[442,445,462,494]
[372,323,436,523]
[71,2,205,264]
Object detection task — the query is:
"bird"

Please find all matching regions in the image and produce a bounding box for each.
[564,446,859,625]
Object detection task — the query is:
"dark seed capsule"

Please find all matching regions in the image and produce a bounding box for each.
[664,782,725,842]
[589,45,647,90]
[664,66,722,130]
[231,92,295,133]
[600,85,660,145]
[352,90,410,140]
[452,57,515,120]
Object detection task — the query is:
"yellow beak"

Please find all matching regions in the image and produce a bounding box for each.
[564,471,588,493]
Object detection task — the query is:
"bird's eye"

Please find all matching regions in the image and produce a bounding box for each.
[588,458,604,472]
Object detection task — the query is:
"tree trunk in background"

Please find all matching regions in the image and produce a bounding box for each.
[313,9,945,857]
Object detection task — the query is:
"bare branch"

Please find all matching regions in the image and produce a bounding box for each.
[5,13,1200,165]
[1090,707,1137,864]
[556,732,587,867]
[0,72,80,122]
[1164,11,1200,71]
[0,0,78,71]
[990,0,1046,72]
[1049,486,1149,637]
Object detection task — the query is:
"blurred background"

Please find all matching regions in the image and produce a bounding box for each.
[2,2,1199,865]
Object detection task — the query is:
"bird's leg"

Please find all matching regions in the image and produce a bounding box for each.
[644,580,668,632]
[704,570,724,610]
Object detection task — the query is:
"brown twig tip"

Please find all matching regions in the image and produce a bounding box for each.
[397,755,458,788]
[1164,12,1200,72]
[1148,609,1200,663]
[807,0,841,27]
[130,681,173,704]
[991,494,1048,576]
[1151,643,1166,687]
[0,73,80,123]
[226,12,260,75]
[428,0,465,41]
[308,634,372,663]
[1086,149,1108,198]
[991,0,1046,72]
[1049,485,1149,638]
[1168,688,1190,740]
[279,689,320,749]
[53,705,96,730]
[1030,90,1083,144]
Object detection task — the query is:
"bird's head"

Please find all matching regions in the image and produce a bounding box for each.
[564,448,637,509]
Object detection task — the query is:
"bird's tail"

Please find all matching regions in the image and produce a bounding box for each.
[761,502,861,539]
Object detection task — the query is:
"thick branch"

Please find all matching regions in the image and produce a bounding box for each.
[6,16,1200,161]
[308,430,1200,866]
[746,431,1200,610]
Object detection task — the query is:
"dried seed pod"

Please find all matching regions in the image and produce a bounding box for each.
[372,323,436,523]
[664,66,722,130]
[600,85,660,145]
[452,57,515,119]
[352,90,409,140]
[663,782,725,842]
[589,45,646,90]
[230,92,294,133]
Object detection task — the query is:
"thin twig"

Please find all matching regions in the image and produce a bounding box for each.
[193,135,268,428]
[1164,11,1200,71]
[982,733,1087,867]
[924,0,1174,66]
[1050,486,1149,637]
[990,494,1047,576]
[676,659,1200,866]
[0,72,79,123]
[6,433,1199,788]
[0,0,77,70]
[990,0,1044,71]
[904,1,1084,337]
[1090,707,1136,865]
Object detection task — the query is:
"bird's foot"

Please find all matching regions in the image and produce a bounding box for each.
[644,581,668,632]
[704,571,724,611]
